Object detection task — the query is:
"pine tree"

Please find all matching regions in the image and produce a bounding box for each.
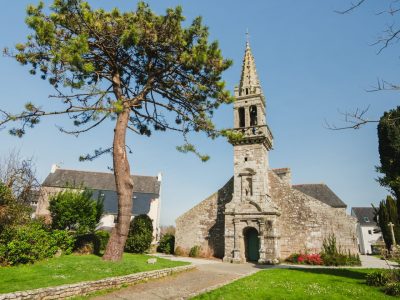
[0,0,232,261]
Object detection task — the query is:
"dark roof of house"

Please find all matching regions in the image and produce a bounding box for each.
[42,169,160,195]
[351,207,377,226]
[292,184,347,208]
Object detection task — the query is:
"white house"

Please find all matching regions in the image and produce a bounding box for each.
[351,207,382,254]
[34,165,162,242]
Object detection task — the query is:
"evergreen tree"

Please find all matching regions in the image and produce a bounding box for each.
[125,214,153,254]
[0,0,232,261]
[374,196,400,249]
[49,189,103,235]
[377,107,400,210]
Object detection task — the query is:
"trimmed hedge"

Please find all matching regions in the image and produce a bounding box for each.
[125,215,153,254]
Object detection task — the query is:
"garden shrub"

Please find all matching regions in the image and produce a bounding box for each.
[49,188,103,235]
[157,233,175,254]
[74,233,98,255]
[285,235,361,266]
[0,183,30,235]
[366,270,390,287]
[95,230,110,253]
[285,253,300,263]
[321,251,361,266]
[174,246,186,256]
[383,282,400,296]
[74,231,109,255]
[125,215,153,254]
[298,253,323,265]
[0,221,74,265]
[285,253,323,265]
[51,229,75,255]
[189,245,201,257]
[321,234,361,266]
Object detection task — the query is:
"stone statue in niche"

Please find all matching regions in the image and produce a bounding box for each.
[242,176,253,198]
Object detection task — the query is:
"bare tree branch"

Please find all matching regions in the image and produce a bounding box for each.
[324,106,379,130]
[335,0,367,14]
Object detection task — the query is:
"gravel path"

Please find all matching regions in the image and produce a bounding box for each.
[91,258,258,300]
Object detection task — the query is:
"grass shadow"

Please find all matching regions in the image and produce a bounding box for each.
[275,267,368,280]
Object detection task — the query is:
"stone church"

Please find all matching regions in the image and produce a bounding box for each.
[175,41,358,264]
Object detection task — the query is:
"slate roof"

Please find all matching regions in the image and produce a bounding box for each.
[351,207,377,226]
[292,184,347,208]
[42,169,160,195]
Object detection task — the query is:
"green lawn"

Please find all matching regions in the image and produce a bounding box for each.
[0,253,188,293]
[193,268,395,300]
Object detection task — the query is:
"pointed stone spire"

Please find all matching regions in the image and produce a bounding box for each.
[238,38,261,97]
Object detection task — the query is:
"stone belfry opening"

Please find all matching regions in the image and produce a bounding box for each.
[223,39,280,264]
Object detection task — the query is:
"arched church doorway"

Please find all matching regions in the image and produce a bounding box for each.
[244,227,259,262]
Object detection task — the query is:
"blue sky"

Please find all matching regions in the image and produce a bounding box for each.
[0,1,398,225]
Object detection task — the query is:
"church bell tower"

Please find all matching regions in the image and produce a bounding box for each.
[223,40,280,264]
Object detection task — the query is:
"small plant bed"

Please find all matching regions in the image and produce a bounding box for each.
[285,234,361,266]
[285,252,361,266]
[0,253,188,294]
[192,268,395,299]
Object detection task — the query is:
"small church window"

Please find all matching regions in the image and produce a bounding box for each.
[363,217,370,222]
[244,157,248,162]
[250,105,258,126]
[238,107,245,127]
[245,88,249,95]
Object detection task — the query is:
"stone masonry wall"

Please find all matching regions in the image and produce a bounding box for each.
[268,171,358,259]
[175,178,233,258]
[0,265,194,300]
[176,170,358,261]
[35,187,64,219]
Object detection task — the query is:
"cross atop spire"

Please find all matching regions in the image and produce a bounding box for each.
[238,34,261,97]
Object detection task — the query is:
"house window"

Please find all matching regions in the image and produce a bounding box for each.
[238,107,245,127]
[249,105,258,126]
[363,217,370,222]
[368,230,372,235]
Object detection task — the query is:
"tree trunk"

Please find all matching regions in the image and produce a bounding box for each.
[102,106,133,261]
[103,73,134,261]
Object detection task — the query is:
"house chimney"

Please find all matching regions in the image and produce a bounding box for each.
[157,172,162,182]
[51,164,60,173]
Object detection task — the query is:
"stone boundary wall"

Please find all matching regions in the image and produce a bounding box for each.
[0,265,195,300]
